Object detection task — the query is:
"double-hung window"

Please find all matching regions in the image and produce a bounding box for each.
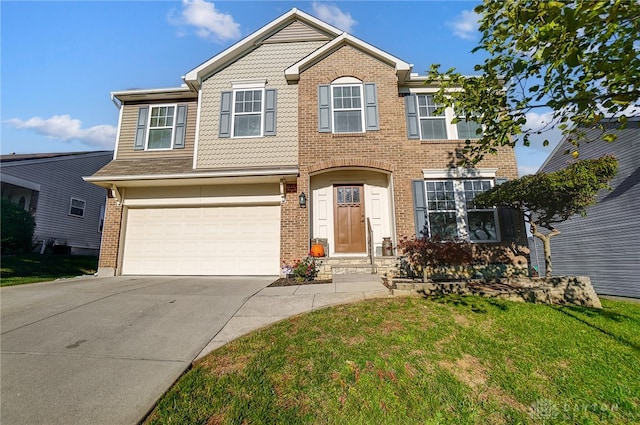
[417,95,447,139]
[413,173,499,242]
[318,78,379,133]
[455,111,483,139]
[69,198,86,218]
[147,105,175,149]
[332,85,364,133]
[134,104,187,151]
[405,94,483,140]
[233,89,263,137]
[218,81,277,138]
[463,180,497,241]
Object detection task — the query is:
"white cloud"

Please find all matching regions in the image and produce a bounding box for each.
[169,0,241,43]
[448,10,479,40]
[312,2,357,33]
[6,115,117,149]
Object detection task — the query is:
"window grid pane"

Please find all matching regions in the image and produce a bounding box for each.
[235,90,262,114]
[332,84,363,133]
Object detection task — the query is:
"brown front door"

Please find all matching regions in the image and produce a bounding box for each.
[334,185,366,253]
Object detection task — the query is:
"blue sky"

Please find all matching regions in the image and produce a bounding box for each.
[1,0,559,175]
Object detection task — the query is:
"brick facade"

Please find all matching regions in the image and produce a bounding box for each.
[97,193,123,275]
[280,44,522,265]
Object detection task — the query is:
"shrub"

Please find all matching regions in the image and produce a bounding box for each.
[292,256,319,282]
[397,236,473,278]
[1,199,35,254]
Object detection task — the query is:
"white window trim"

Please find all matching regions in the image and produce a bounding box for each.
[420,168,500,242]
[410,94,484,141]
[416,94,450,140]
[423,179,499,242]
[422,168,498,179]
[98,204,105,233]
[69,197,86,218]
[331,83,366,134]
[453,107,484,140]
[146,104,177,151]
[231,87,266,139]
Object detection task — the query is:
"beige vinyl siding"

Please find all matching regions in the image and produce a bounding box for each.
[115,99,197,160]
[262,21,332,43]
[197,41,327,169]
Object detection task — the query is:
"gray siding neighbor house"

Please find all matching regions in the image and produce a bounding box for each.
[1,151,113,255]
[533,119,639,298]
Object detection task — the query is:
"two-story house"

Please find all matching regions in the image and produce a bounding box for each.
[86,8,526,277]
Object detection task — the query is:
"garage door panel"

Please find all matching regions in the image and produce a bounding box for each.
[122,206,280,275]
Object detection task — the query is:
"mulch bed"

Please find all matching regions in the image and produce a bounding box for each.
[268,278,333,287]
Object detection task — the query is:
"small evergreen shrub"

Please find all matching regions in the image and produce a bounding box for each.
[1,199,35,254]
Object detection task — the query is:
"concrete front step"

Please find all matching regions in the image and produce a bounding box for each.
[315,256,397,280]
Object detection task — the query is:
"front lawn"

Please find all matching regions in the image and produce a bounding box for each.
[146,296,640,424]
[0,254,98,286]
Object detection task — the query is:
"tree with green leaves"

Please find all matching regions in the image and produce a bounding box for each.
[428,0,640,163]
[1,198,35,254]
[473,156,618,277]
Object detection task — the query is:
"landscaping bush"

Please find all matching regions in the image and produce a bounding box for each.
[397,236,473,279]
[292,256,319,282]
[1,199,35,254]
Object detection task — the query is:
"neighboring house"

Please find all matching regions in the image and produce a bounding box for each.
[533,118,640,298]
[86,8,527,277]
[1,151,113,255]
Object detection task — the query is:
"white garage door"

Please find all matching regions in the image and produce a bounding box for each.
[121,206,280,275]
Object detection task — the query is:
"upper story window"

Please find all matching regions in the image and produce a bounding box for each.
[332,84,364,133]
[219,80,277,139]
[133,104,187,151]
[69,197,86,218]
[233,89,264,137]
[456,111,483,139]
[417,95,446,139]
[148,105,175,149]
[318,77,379,134]
[405,94,483,141]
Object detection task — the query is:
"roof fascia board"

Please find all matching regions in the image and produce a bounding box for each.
[1,151,113,167]
[285,33,412,82]
[182,8,343,89]
[84,167,300,187]
[111,87,196,102]
[0,173,41,191]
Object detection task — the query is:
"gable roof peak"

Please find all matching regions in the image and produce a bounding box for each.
[182,8,344,90]
[284,32,412,83]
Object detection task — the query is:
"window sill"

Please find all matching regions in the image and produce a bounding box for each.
[331,133,368,138]
[419,138,481,144]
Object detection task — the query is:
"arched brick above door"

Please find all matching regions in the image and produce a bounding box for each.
[307,158,393,174]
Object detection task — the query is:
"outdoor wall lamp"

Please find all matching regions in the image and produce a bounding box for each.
[299,192,307,208]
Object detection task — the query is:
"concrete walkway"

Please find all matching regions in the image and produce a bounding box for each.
[1,274,390,425]
[196,274,390,360]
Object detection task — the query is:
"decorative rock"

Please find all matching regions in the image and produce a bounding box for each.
[389,276,602,309]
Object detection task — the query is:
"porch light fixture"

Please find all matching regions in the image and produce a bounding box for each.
[299,192,307,208]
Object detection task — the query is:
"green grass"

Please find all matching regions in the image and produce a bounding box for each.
[145,296,640,425]
[0,254,98,286]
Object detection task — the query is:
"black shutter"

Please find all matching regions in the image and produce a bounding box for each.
[134,107,148,150]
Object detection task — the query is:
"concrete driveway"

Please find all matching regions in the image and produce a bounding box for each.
[0,275,274,425]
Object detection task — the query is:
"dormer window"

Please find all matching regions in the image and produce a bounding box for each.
[147,105,176,149]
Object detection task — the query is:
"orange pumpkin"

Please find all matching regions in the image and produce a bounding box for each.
[310,243,325,257]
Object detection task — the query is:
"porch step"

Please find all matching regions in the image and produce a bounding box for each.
[315,256,397,279]
[332,264,376,275]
